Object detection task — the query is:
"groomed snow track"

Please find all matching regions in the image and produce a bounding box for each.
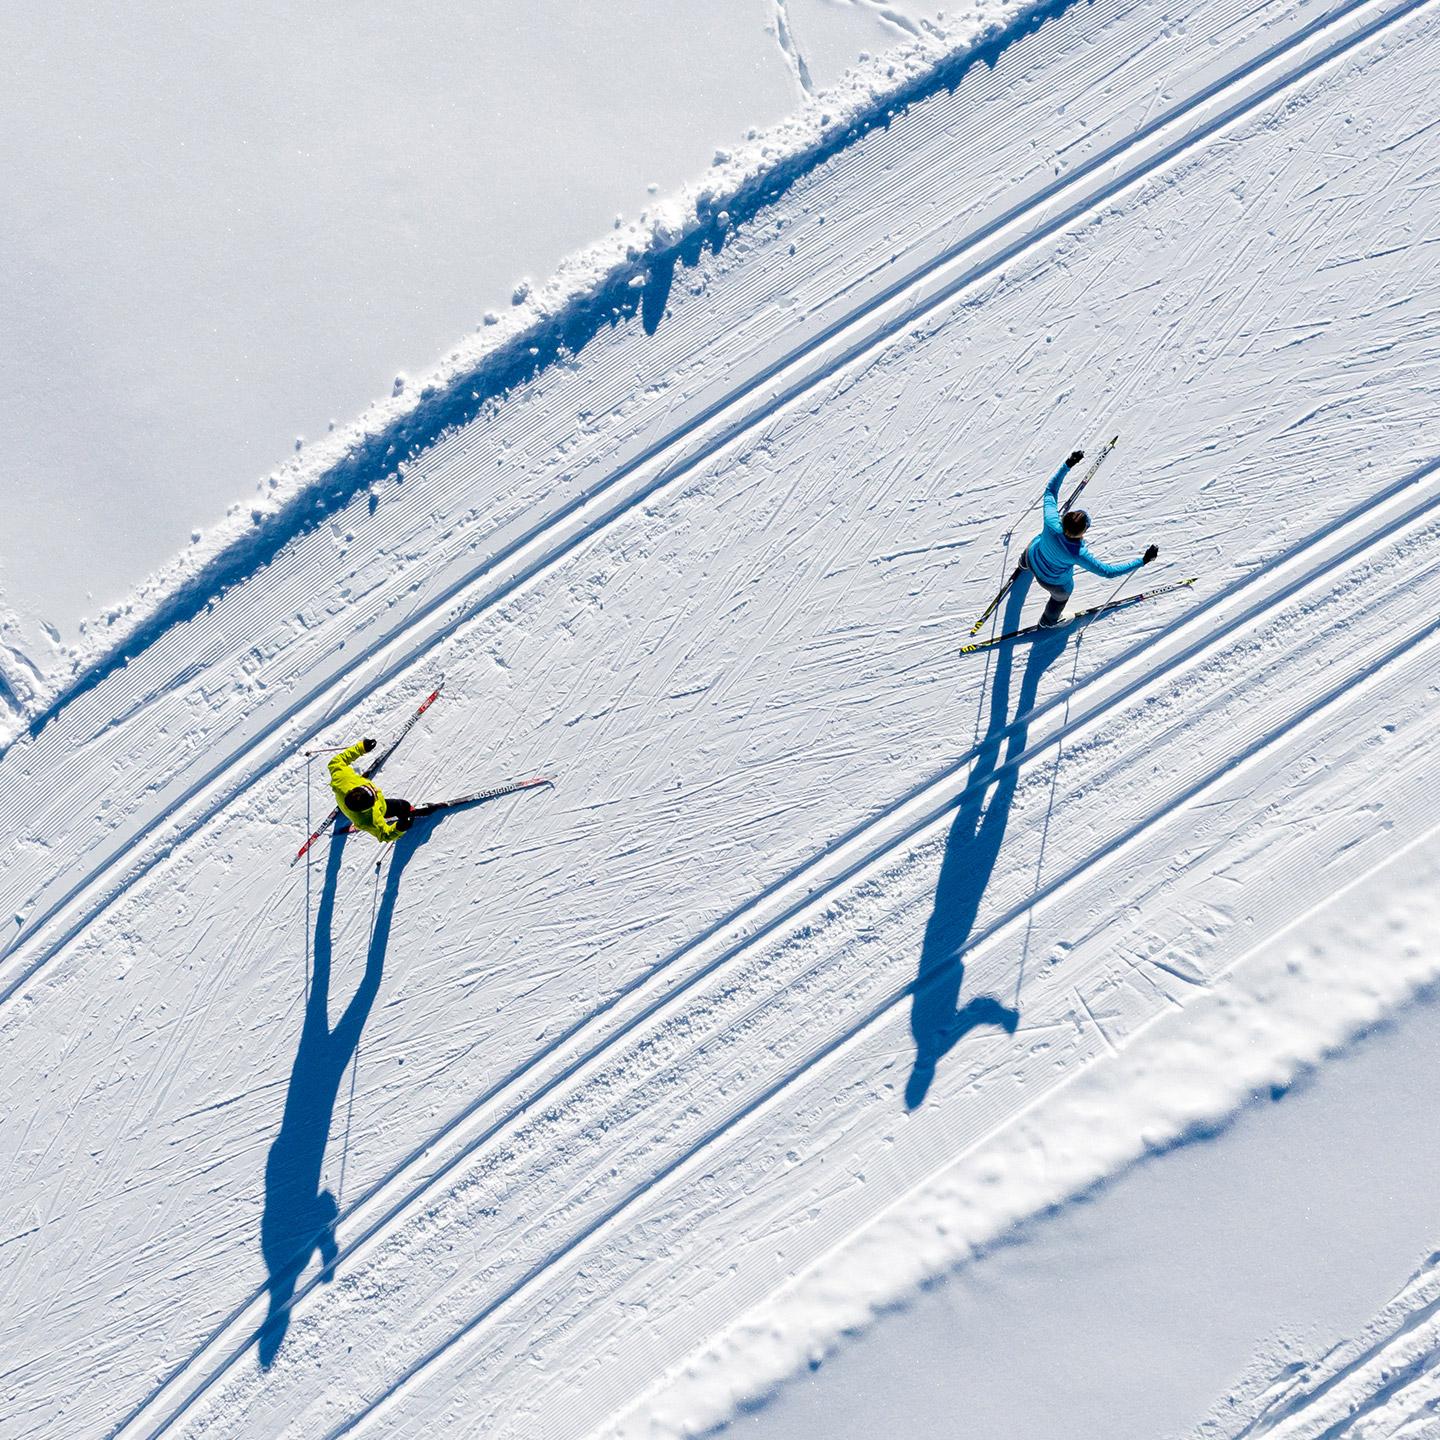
[5,0,1439,1435]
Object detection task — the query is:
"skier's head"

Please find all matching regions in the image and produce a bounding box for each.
[1062,509,1090,541]
[345,783,377,813]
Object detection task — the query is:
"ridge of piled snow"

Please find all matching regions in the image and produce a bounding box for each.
[610,827,1440,1439]
[0,0,1033,749]
[9,0,1438,1432]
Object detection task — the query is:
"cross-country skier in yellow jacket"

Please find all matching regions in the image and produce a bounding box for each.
[328,738,415,843]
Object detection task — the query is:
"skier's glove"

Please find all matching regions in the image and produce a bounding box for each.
[1142,544,1159,565]
[1066,450,1084,467]
[362,736,377,752]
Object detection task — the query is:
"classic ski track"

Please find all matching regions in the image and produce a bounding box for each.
[38,4,1429,1430]
[122,446,1440,1440]
[0,0,1417,1018]
[112,0,1439,1396]
[1230,1256,1440,1438]
[330,496,1440,1439]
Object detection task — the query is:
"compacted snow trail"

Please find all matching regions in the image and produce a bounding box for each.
[166,462,1440,1440]
[113,452,1440,1440]
[5,0,1439,1435]
[0,0,1409,1002]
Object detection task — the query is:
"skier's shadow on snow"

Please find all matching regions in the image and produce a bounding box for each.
[905,571,1068,1110]
[258,816,437,1367]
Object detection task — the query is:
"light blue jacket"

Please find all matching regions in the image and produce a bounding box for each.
[1025,463,1144,588]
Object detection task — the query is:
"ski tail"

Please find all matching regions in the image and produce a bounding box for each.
[363,683,443,779]
[960,577,1196,654]
[968,561,1024,639]
[293,680,445,862]
[1060,433,1119,514]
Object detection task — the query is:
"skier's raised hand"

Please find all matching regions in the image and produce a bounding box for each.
[1066,450,1084,467]
[1143,544,1159,564]
[362,736,377,752]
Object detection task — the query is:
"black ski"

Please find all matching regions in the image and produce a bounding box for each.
[295,680,444,861]
[959,578,1196,655]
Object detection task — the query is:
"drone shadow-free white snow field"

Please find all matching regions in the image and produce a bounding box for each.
[5,0,1440,1436]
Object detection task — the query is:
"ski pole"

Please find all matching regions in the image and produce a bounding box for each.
[1076,570,1136,638]
[968,560,1024,638]
[995,434,1118,543]
[1099,569,1137,612]
[1059,434,1119,516]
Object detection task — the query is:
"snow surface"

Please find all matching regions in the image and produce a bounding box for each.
[5,0,1440,1435]
[0,0,950,693]
[735,843,1440,1440]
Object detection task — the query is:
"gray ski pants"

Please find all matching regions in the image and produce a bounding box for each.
[1020,548,1071,626]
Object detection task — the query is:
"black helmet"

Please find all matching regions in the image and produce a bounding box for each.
[1062,509,1090,540]
[345,784,377,812]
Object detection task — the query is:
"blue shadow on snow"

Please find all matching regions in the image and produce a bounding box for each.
[258,815,436,1367]
[905,570,1068,1109]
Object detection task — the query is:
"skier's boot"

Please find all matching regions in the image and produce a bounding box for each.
[1037,593,1069,628]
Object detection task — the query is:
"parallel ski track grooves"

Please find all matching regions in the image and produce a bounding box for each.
[112,0,1436,1409]
[126,439,1440,1440]
[333,519,1440,1440]
[1233,1274,1440,1438]
[1,0,1416,1015]
[75,4,1425,1431]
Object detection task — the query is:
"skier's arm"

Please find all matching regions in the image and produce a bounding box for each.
[327,738,373,787]
[1075,544,1144,580]
[1041,463,1068,532]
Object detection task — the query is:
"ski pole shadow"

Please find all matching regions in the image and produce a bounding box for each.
[905,572,1068,1110]
[258,814,438,1367]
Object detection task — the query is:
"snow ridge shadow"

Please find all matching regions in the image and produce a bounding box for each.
[16,0,1079,751]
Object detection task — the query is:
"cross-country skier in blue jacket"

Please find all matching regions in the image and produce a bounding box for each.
[1021,449,1159,626]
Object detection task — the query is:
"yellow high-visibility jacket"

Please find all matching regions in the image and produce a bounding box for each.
[328,740,400,843]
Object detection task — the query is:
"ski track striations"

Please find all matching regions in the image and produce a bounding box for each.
[3,0,1438,1436]
[0,0,1406,1001]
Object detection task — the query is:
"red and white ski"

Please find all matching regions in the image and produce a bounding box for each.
[412,777,554,816]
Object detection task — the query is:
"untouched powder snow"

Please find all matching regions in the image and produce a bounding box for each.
[737,978,1440,1440]
[5,0,1440,1435]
